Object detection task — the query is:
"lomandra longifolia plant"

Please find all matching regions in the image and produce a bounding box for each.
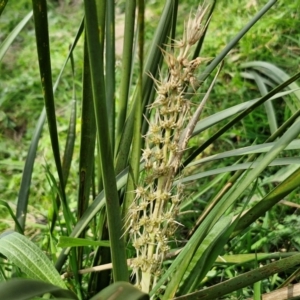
[126,4,212,293]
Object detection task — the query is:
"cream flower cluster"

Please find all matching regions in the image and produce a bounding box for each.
[127,4,210,293]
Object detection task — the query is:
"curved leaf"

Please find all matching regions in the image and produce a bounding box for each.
[0,232,66,289]
[0,279,77,300]
[174,253,300,300]
[90,281,149,300]
[178,157,300,184]
[187,139,300,167]
[192,89,298,136]
[241,61,300,111]
[0,11,33,62]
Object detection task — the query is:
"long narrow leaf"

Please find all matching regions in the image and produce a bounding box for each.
[249,70,278,134]
[32,0,65,199]
[182,71,300,170]
[115,0,136,150]
[174,253,300,300]
[83,0,128,282]
[187,140,300,167]
[105,0,116,150]
[0,11,33,61]
[0,0,8,16]
[16,18,84,233]
[233,165,300,236]
[195,0,278,89]
[192,89,299,136]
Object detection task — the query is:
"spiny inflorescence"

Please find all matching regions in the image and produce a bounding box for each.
[126,4,210,293]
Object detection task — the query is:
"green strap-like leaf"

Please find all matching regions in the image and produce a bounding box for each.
[195,0,278,88]
[83,0,128,281]
[115,0,136,150]
[192,89,299,136]
[32,0,65,198]
[57,236,110,248]
[16,18,83,234]
[242,61,300,111]
[182,71,300,170]
[77,38,96,222]
[187,139,300,167]
[174,253,300,300]
[105,0,116,150]
[249,70,278,134]
[233,165,300,236]
[0,0,8,16]
[0,11,33,61]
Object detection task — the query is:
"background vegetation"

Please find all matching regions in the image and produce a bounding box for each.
[0,0,300,299]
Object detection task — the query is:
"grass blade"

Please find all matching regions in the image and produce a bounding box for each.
[57,236,110,248]
[105,0,115,150]
[0,11,33,62]
[77,39,96,220]
[193,89,298,136]
[0,0,8,16]
[115,0,136,150]
[249,70,278,134]
[15,108,46,232]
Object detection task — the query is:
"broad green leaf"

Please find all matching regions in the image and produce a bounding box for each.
[57,237,110,248]
[0,232,66,289]
[0,279,77,300]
